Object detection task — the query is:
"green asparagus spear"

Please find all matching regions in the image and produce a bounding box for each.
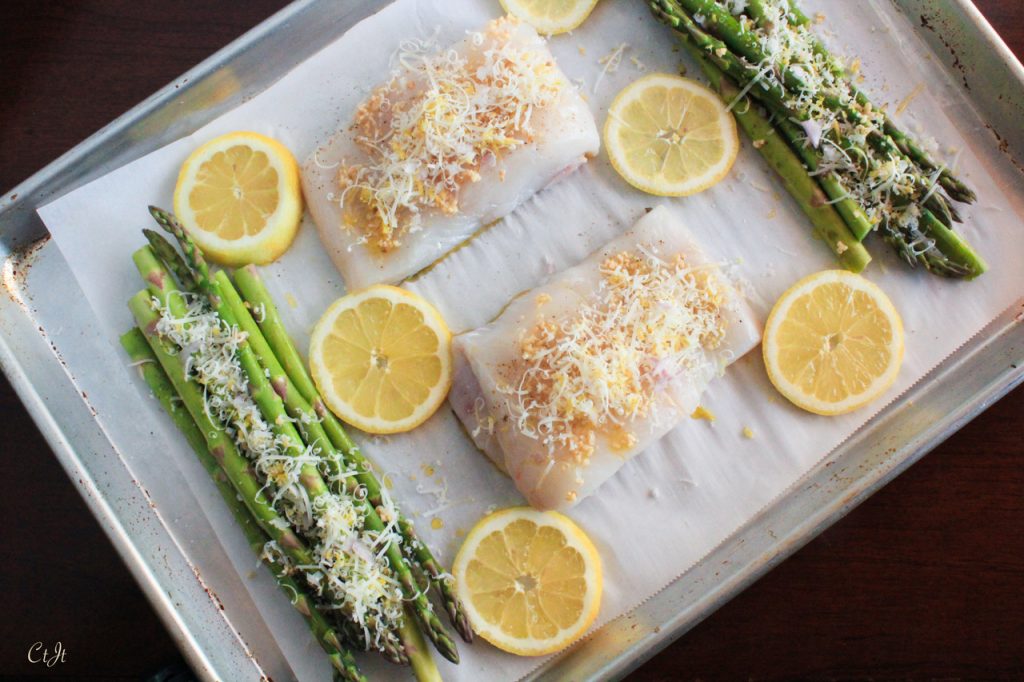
[126,290,411,661]
[652,1,790,109]
[769,116,876,241]
[742,0,975,204]
[651,0,986,278]
[731,0,985,275]
[233,263,474,643]
[144,229,197,291]
[214,270,455,678]
[743,0,974,203]
[906,209,986,278]
[656,0,894,182]
[658,0,887,179]
[660,0,919,173]
[146,206,460,664]
[669,0,857,117]
[120,328,366,682]
[653,1,871,265]
[129,255,409,665]
[675,35,870,271]
[880,116,976,203]
[399,607,443,682]
[924,193,957,228]
[127,291,305,564]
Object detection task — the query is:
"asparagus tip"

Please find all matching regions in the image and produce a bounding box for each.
[454,611,474,644]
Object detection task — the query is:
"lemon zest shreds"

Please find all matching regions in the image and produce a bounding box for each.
[337,17,564,253]
[690,405,716,422]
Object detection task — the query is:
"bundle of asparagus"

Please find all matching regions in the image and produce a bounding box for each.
[122,207,473,681]
[650,0,987,279]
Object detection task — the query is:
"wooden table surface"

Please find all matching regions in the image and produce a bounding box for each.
[1,1,1021,679]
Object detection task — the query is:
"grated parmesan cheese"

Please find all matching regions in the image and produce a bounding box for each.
[498,248,727,463]
[337,17,563,253]
[594,42,629,93]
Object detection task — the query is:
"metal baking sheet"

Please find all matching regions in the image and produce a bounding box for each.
[1,1,1021,680]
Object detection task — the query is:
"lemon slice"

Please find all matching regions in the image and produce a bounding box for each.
[499,0,598,35]
[308,285,452,434]
[762,270,904,416]
[604,73,739,196]
[453,507,602,656]
[173,131,302,266]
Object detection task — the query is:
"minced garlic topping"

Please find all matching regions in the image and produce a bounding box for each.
[499,248,727,463]
[153,294,404,652]
[337,17,563,252]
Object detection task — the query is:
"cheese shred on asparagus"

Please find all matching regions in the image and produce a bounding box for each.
[721,1,937,248]
[153,294,405,652]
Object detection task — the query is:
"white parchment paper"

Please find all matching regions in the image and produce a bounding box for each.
[37,0,1024,680]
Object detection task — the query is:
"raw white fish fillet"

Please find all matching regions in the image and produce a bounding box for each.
[450,207,762,510]
[302,18,599,290]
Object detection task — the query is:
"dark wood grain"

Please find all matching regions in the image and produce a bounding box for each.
[1,1,1021,679]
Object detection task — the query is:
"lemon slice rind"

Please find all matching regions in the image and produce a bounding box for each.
[453,507,602,657]
[173,131,302,266]
[308,285,452,435]
[604,73,739,197]
[762,270,904,416]
[498,0,599,35]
